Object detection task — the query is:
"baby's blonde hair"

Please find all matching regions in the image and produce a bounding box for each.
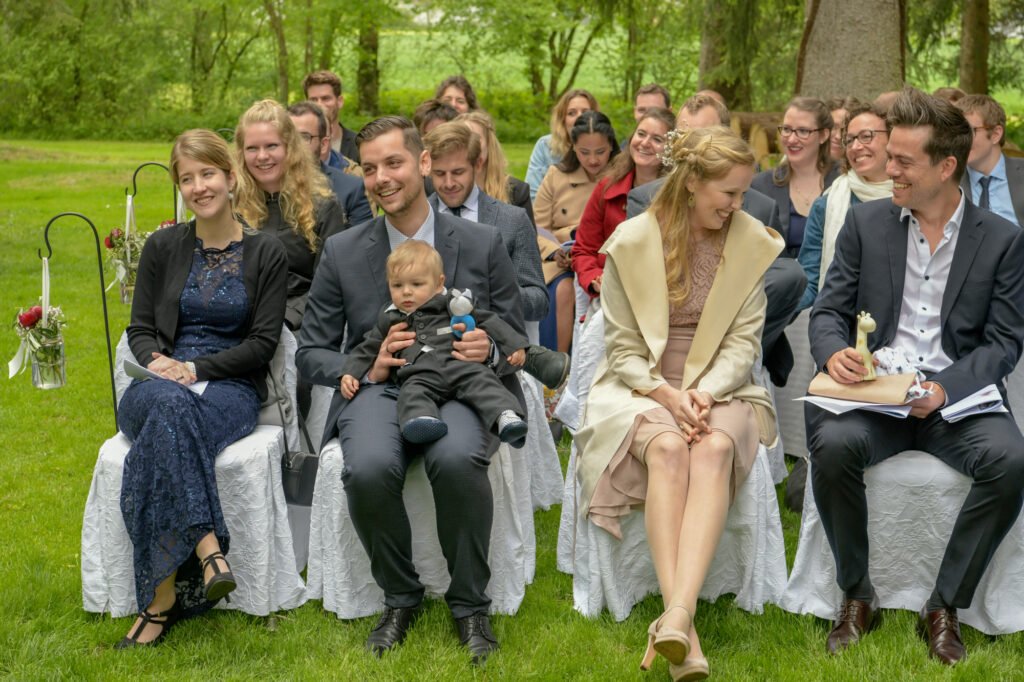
[386,239,444,282]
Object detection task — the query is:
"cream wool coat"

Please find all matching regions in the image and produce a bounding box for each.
[574,209,784,518]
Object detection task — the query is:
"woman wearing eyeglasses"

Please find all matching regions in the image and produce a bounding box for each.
[796,102,893,312]
[234,99,347,330]
[751,97,840,258]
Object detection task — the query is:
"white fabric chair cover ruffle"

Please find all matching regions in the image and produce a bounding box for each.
[774,309,815,459]
[304,438,532,618]
[81,330,307,617]
[781,361,1024,635]
[519,373,563,510]
[554,309,789,619]
[780,452,1024,635]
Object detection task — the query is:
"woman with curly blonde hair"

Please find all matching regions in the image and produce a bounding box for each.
[575,126,783,681]
[455,110,534,220]
[234,99,347,329]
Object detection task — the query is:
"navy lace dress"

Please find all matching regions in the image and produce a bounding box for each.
[118,239,260,618]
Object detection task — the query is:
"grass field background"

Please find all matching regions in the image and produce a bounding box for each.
[1,139,1022,679]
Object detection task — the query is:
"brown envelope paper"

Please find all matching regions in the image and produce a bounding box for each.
[808,372,917,405]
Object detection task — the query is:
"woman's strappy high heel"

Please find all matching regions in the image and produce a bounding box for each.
[114,602,180,649]
[640,604,693,669]
[200,550,236,602]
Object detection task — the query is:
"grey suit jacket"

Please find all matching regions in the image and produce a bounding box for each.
[429,191,549,322]
[626,178,783,233]
[810,198,1024,404]
[296,211,527,444]
[959,154,1024,227]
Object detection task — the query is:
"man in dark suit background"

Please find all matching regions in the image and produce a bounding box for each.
[287,101,374,226]
[955,94,1024,227]
[808,88,1024,665]
[626,94,806,386]
[423,121,548,324]
[297,116,524,663]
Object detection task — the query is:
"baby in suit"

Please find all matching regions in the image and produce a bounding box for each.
[341,239,568,446]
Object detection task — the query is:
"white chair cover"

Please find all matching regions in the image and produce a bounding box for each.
[519,373,564,510]
[81,330,307,617]
[305,438,532,617]
[781,361,1024,635]
[774,309,815,459]
[554,310,789,619]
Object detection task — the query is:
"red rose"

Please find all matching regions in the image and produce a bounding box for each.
[17,308,41,328]
[159,220,176,229]
[104,235,113,248]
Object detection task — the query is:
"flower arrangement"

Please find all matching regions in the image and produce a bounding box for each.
[10,303,67,388]
[104,220,173,303]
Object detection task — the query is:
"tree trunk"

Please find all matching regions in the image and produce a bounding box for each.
[263,0,289,103]
[304,0,314,75]
[959,0,989,93]
[698,0,755,110]
[356,21,380,114]
[796,0,904,100]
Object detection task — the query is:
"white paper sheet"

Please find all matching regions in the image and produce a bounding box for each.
[124,358,208,395]
[940,384,1007,423]
[795,395,912,418]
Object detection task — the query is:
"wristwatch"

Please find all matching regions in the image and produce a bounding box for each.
[185,361,197,377]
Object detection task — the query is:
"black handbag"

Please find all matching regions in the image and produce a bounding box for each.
[269,373,319,506]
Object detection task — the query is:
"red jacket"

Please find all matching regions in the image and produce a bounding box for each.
[571,170,634,297]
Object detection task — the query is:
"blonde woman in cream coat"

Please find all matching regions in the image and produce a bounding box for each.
[575,127,782,681]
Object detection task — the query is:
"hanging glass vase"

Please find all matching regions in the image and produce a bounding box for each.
[31,337,66,389]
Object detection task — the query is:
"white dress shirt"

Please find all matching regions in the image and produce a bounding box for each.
[967,154,1019,227]
[436,184,481,223]
[385,205,436,250]
[892,193,966,375]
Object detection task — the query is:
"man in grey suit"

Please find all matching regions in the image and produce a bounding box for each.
[423,121,548,322]
[296,116,524,663]
[626,95,807,386]
[955,94,1024,227]
[808,89,1024,665]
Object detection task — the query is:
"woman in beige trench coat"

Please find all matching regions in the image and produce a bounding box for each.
[574,127,783,681]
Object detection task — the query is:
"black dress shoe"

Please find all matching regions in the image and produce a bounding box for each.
[917,606,966,665]
[826,591,881,654]
[366,604,421,655]
[455,612,499,664]
[523,346,570,389]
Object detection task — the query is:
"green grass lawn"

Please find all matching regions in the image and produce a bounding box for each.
[2,139,1022,680]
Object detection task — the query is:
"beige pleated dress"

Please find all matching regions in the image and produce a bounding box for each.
[587,231,760,539]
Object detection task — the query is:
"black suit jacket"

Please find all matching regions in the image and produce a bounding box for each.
[959,154,1024,227]
[296,211,526,444]
[322,164,373,226]
[429,191,548,321]
[810,198,1024,404]
[750,163,840,249]
[626,178,782,232]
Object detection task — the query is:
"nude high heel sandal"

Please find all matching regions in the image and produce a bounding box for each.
[640,605,693,669]
[670,655,710,681]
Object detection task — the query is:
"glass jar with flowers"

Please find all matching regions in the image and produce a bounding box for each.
[11,304,67,389]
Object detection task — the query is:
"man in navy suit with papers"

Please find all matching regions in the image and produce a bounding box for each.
[807,88,1024,665]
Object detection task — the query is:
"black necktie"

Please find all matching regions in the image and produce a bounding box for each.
[451,205,464,217]
[978,176,991,210]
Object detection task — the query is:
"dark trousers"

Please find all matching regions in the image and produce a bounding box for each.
[808,406,1024,608]
[398,358,522,430]
[762,258,807,386]
[336,383,494,618]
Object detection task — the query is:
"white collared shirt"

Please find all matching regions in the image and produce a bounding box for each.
[436,184,480,223]
[892,193,966,374]
[384,205,436,251]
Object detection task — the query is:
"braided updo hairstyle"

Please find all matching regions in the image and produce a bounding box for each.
[649,126,754,306]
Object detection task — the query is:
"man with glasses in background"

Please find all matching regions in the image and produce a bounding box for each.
[956,95,1023,227]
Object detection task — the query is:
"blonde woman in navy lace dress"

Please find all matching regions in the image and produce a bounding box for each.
[114,129,287,648]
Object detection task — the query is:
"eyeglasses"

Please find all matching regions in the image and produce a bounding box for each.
[842,129,888,147]
[298,133,321,144]
[777,125,823,139]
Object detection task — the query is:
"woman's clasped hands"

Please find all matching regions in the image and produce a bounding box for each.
[650,384,714,444]
[149,352,197,385]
